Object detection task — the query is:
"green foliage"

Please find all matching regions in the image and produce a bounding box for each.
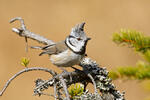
[21,57,30,67]
[113,29,150,53]
[117,66,138,78]
[108,71,119,80]
[109,64,150,80]
[110,29,150,80]
[68,83,84,99]
[143,50,150,63]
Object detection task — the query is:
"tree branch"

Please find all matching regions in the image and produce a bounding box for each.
[0,67,56,96]
[0,17,125,100]
[59,75,70,100]
[87,73,97,94]
[10,17,55,45]
[53,83,57,100]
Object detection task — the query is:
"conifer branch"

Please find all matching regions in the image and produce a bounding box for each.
[110,29,150,80]
[113,29,150,53]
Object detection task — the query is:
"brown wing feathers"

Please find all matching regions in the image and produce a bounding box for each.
[39,41,68,56]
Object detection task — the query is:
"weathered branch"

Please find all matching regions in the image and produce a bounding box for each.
[0,67,57,96]
[87,73,97,94]
[53,83,57,100]
[10,17,55,45]
[59,75,70,100]
[0,17,125,100]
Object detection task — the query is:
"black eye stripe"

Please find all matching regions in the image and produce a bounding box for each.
[69,35,82,41]
[69,35,76,38]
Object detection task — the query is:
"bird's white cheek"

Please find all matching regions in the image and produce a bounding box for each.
[66,38,80,52]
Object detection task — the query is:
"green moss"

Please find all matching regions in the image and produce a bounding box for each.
[68,83,84,99]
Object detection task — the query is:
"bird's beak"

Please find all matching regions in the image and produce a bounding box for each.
[87,37,91,41]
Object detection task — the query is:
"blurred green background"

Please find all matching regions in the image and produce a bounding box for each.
[0,0,150,100]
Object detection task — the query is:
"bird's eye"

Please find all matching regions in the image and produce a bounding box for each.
[77,38,82,41]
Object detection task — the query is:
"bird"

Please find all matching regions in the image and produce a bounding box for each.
[39,22,91,69]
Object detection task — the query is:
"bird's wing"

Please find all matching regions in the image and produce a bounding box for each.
[39,41,68,56]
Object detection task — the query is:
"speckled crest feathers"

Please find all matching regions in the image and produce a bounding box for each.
[70,22,88,40]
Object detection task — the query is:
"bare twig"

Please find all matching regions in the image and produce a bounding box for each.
[87,73,97,94]
[56,87,64,100]
[53,83,57,100]
[10,17,55,45]
[0,67,56,96]
[59,75,70,100]
[10,17,26,30]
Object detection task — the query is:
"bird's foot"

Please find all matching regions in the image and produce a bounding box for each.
[71,66,83,73]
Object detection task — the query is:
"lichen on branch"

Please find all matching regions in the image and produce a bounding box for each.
[0,17,125,100]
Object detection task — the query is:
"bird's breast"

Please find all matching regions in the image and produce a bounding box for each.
[50,49,84,67]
